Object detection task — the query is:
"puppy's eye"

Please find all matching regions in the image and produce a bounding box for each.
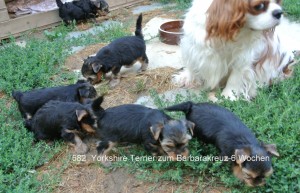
[254,3,265,11]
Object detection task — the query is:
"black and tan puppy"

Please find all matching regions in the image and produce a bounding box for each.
[56,0,109,25]
[81,14,148,86]
[12,80,97,129]
[74,0,109,17]
[95,104,194,165]
[165,102,279,187]
[28,96,104,154]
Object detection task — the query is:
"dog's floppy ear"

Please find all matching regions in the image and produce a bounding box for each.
[264,144,280,157]
[206,0,247,41]
[185,120,195,136]
[234,147,251,165]
[150,123,164,140]
[76,109,89,122]
[78,86,90,98]
[91,62,102,73]
[90,0,101,8]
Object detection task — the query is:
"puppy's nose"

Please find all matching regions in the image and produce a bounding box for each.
[272,9,283,19]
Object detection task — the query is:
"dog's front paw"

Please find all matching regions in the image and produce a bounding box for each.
[172,70,193,88]
[221,89,238,101]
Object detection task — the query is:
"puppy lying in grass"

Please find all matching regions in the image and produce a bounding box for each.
[165,102,279,187]
[12,80,97,129]
[94,104,194,166]
[28,96,104,154]
[56,0,109,25]
[81,14,148,87]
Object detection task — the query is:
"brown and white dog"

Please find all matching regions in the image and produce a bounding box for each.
[173,0,298,100]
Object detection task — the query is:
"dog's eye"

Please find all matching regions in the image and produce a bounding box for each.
[254,3,265,11]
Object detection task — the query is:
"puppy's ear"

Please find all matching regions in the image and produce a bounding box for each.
[264,144,280,157]
[91,63,102,73]
[150,123,164,141]
[78,86,90,98]
[234,147,251,165]
[76,109,88,122]
[185,120,195,136]
[92,96,104,111]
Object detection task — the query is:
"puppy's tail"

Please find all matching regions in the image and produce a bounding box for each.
[135,14,143,39]
[56,0,63,8]
[165,101,194,115]
[12,90,23,102]
[92,96,104,111]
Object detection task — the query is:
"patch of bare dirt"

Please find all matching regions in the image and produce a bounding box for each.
[64,43,107,71]
[40,143,225,193]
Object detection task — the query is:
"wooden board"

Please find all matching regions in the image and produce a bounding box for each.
[0,9,61,39]
[0,0,145,40]
[109,0,144,10]
[0,0,7,9]
[0,8,9,22]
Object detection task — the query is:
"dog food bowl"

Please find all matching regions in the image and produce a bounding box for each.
[159,20,184,45]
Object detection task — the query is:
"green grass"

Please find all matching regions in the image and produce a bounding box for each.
[0,1,299,192]
[155,0,192,10]
[113,1,300,192]
[283,0,300,20]
[111,60,300,193]
[0,21,130,192]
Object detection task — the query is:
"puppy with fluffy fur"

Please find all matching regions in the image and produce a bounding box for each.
[165,101,279,187]
[173,0,297,100]
[81,14,148,87]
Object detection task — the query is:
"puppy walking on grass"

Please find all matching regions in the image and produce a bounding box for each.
[165,102,279,187]
[81,13,149,87]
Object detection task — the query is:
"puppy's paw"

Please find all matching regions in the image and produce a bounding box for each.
[172,70,193,88]
[137,68,146,74]
[138,63,148,73]
[75,142,89,154]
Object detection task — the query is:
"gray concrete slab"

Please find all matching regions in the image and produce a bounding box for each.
[66,20,122,39]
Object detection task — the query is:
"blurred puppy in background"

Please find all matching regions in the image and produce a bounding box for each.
[56,0,109,24]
